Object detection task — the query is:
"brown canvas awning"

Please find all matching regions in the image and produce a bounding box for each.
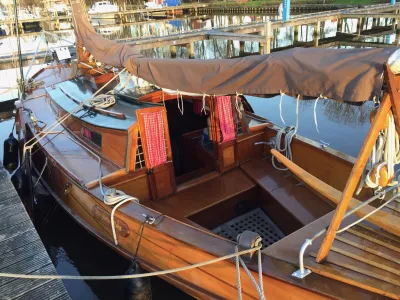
[71,3,399,102]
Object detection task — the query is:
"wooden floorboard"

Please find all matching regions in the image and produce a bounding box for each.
[0,163,70,299]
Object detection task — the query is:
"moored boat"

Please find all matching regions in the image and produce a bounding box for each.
[14,1,400,299]
[88,1,119,20]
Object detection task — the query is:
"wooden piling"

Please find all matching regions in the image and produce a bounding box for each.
[170,45,177,58]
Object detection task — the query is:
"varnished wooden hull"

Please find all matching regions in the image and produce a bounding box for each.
[18,66,385,300]
[28,130,329,299]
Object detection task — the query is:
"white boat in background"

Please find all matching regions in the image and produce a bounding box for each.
[144,2,163,9]
[97,25,121,36]
[88,1,119,19]
[48,2,71,16]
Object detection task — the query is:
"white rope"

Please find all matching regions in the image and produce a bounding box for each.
[23,68,126,160]
[235,246,265,300]
[89,94,116,109]
[365,114,400,190]
[176,90,184,115]
[25,31,44,81]
[235,92,243,119]
[0,245,262,280]
[314,94,326,134]
[272,95,300,171]
[279,90,286,126]
[103,188,139,245]
[201,93,207,115]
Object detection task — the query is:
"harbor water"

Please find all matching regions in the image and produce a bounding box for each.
[0,9,396,300]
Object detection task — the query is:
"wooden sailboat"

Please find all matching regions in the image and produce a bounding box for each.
[13,2,400,299]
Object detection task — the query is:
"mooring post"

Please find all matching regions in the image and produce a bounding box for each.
[239,41,245,55]
[264,17,272,54]
[357,18,362,36]
[314,21,320,37]
[372,17,377,27]
[337,18,342,32]
[282,0,290,21]
[396,29,400,45]
[170,45,177,58]
[314,21,320,47]
[294,25,299,42]
[187,43,194,59]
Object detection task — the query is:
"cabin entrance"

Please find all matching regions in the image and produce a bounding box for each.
[165,98,216,185]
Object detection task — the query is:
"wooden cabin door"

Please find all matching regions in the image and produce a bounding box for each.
[136,107,176,200]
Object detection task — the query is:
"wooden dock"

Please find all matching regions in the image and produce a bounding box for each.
[0,162,70,299]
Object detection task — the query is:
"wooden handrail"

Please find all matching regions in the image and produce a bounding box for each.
[86,169,127,189]
[271,149,400,237]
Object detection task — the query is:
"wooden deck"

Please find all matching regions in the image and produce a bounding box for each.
[0,162,70,300]
[264,210,400,299]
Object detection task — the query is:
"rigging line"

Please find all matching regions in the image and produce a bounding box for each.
[162,90,166,109]
[0,245,262,280]
[314,95,320,134]
[24,30,44,81]
[201,93,207,115]
[24,68,126,153]
[235,92,242,119]
[279,90,286,126]
[17,107,90,174]
[34,157,47,188]
[176,90,184,115]
[133,214,163,261]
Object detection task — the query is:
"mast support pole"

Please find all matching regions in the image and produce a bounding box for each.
[385,64,400,135]
[316,92,392,262]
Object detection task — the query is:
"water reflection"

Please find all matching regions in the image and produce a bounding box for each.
[0,14,397,61]
[247,95,372,157]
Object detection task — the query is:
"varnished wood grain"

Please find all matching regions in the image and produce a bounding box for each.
[385,64,400,135]
[271,149,400,237]
[317,93,392,262]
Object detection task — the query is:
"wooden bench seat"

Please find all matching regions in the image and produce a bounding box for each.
[240,158,333,230]
[145,168,257,224]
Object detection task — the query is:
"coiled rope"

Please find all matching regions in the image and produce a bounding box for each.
[272,95,300,171]
[365,113,400,190]
[101,188,139,245]
[89,94,116,109]
[22,68,139,246]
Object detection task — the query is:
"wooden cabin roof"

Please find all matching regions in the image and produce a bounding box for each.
[46,77,157,131]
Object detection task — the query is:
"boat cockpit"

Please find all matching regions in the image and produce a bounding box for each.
[40,72,358,251]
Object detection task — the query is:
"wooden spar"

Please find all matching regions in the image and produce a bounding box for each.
[385,64,400,135]
[315,93,392,263]
[270,149,400,236]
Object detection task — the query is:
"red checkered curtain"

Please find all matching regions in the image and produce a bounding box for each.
[216,96,235,142]
[142,111,167,168]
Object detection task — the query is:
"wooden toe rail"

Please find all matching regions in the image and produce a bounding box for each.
[270,149,400,237]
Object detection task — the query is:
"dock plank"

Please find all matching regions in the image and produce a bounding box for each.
[0,162,70,299]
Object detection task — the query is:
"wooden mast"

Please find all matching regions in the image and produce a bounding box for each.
[315,92,392,263]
